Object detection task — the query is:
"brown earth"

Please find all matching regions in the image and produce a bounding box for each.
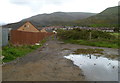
[2,38,118,81]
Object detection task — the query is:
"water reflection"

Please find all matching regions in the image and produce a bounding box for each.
[64,54,118,81]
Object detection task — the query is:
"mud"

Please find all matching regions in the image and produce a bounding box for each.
[2,39,118,81]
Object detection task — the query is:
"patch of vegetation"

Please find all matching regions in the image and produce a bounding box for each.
[73,48,119,60]
[58,29,115,40]
[57,29,118,48]
[105,55,120,60]
[2,39,47,63]
[62,48,70,50]
[74,6,119,28]
[63,39,118,48]
[73,48,104,54]
[109,32,119,38]
[0,49,2,55]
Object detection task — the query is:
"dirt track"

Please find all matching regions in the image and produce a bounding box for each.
[2,39,118,81]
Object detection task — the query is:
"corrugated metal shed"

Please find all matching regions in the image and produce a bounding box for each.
[0,27,2,47]
[0,27,9,46]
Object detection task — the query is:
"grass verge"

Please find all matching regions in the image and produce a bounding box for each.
[63,39,118,48]
[2,39,47,63]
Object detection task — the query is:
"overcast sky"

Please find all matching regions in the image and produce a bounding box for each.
[0,0,119,24]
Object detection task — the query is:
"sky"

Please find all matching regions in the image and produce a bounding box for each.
[0,0,119,24]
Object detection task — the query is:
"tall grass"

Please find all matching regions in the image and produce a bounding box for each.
[57,29,118,48]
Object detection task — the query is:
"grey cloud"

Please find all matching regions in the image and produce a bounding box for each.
[9,0,70,5]
[43,0,67,5]
[8,0,72,13]
[9,0,43,12]
[9,0,31,5]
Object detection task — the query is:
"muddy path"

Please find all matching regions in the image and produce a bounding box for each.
[2,38,118,81]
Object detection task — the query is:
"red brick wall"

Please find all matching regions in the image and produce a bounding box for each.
[10,30,53,45]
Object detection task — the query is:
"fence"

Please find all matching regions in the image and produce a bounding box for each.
[10,30,53,45]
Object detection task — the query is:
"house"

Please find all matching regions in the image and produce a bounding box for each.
[17,21,40,32]
[17,21,48,33]
[38,28,48,33]
[40,28,47,33]
[44,26,65,31]
[2,22,54,45]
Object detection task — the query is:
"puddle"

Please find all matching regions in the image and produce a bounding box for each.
[64,54,119,81]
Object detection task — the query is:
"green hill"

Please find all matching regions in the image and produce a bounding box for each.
[74,6,119,27]
[3,6,119,29]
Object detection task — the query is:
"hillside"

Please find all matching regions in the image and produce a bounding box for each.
[3,6,119,29]
[3,12,96,29]
[74,6,119,27]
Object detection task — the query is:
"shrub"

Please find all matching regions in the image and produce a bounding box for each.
[57,28,115,40]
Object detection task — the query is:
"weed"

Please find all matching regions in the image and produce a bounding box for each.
[62,48,70,50]
[73,48,104,54]
[2,39,47,62]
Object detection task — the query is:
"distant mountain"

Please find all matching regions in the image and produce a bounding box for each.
[4,6,119,29]
[74,6,119,27]
[3,12,96,29]
[0,22,6,26]
[22,12,96,23]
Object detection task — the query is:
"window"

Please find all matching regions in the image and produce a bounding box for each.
[24,25,29,28]
[24,25,26,27]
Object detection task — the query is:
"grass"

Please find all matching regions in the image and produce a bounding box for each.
[109,32,119,38]
[109,32,119,36]
[63,39,118,48]
[2,39,47,63]
[57,29,118,48]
